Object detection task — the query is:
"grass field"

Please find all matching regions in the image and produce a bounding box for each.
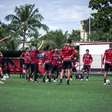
[0,75,112,112]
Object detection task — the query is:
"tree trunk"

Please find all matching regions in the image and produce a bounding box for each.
[22,31,26,50]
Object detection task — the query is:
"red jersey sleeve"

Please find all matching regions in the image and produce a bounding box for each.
[83,54,93,65]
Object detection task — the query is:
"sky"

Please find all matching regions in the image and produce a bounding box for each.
[0,0,91,32]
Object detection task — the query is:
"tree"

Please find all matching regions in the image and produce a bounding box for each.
[89,0,112,33]
[69,30,80,41]
[88,31,112,41]
[36,30,66,49]
[5,4,48,50]
[0,22,19,50]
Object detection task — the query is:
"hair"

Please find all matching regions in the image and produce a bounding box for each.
[86,49,89,52]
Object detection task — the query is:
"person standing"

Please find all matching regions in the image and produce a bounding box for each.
[59,43,77,85]
[0,51,4,84]
[30,48,39,82]
[52,48,60,82]
[21,50,31,80]
[82,49,93,81]
[44,48,53,83]
[102,48,112,85]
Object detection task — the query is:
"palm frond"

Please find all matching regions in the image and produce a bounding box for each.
[5,15,19,21]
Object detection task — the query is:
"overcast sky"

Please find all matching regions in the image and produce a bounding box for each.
[0,0,91,32]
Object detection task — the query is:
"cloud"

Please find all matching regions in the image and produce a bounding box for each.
[0,4,4,8]
[0,0,91,32]
[38,0,91,31]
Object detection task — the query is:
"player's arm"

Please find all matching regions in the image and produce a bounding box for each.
[60,49,64,61]
[90,55,93,64]
[82,54,85,63]
[71,48,78,59]
[102,53,105,65]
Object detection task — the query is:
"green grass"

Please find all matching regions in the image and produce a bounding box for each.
[0,75,112,112]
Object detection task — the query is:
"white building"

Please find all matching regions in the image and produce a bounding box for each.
[72,41,112,70]
[80,20,88,41]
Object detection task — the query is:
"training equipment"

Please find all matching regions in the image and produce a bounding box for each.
[0,81,4,84]
[106,79,111,85]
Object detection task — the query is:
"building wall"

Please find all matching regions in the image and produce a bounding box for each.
[79,44,109,69]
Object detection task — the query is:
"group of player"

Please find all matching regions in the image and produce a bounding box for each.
[0,42,112,85]
[20,43,78,85]
[14,43,93,85]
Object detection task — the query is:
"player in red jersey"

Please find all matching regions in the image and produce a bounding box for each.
[59,43,77,85]
[102,48,112,85]
[21,50,31,80]
[0,51,4,84]
[30,49,39,82]
[52,48,60,82]
[82,49,93,81]
[0,52,3,78]
[37,51,46,81]
[44,48,53,83]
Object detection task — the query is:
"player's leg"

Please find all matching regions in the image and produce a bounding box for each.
[66,69,71,85]
[59,61,65,84]
[66,61,72,85]
[43,74,46,83]
[44,63,49,82]
[104,72,108,85]
[25,64,29,80]
[52,66,58,82]
[48,63,53,82]
[59,69,64,84]
[104,63,109,85]
[85,65,90,81]
[33,64,39,82]
[48,70,52,82]
[81,65,86,80]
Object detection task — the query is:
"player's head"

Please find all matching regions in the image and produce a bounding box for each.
[86,49,89,54]
[54,48,58,52]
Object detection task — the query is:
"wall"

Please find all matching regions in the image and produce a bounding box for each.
[79,44,109,69]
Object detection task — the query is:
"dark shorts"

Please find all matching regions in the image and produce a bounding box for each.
[45,63,53,71]
[83,65,90,72]
[52,65,58,74]
[62,60,72,69]
[72,67,77,72]
[104,63,112,72]
[25,63,31,70]
[31,63,37,73]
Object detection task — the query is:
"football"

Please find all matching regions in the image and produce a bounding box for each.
[106,79,111,85]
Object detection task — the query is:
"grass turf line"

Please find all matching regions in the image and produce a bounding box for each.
[0,75,112,112]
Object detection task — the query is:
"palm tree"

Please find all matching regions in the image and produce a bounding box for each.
[5,4,48,50]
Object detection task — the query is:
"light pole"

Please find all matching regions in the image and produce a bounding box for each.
[89,17,91,36]
[88,16,91,42]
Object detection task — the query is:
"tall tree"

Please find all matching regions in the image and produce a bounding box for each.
[89,0,112,32]
[5,4,48,50]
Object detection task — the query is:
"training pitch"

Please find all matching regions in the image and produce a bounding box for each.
[0,75,112,112]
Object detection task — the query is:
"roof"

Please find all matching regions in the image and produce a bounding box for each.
[72,41,112,46]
